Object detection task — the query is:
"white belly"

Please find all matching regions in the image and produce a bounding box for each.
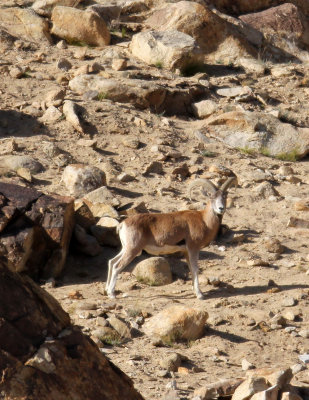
[144,244,186,256]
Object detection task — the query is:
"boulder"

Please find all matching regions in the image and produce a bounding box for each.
[231,376,270,400]
[205,110,309,159]
[159,353,182,372]
[32,0,82,17]
[69,74,167,110]
[143,305,208,342]
[0,7,52,44]
[250,385,279,400]
[2,155,43,173]
[107,315,132,339]
[246,367,293,388]
[145,1,260,63]
[63,100,85,133]
[194,379,244,400]
[69,74,206,115]
[130,30,203,72]
[0,261,144,400]
[134,257,173,286]
[192,99,218,119]
[73,224,102,256]
[83,186,120,207]
[62,164,107,197]
[51,6,110,46]
[90,217,120,247]
[209,0,309,17]
[0,182,74,279]
[87,3,121,25]
[240,3,309,47]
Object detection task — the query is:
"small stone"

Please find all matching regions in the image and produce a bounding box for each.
[282,297,297,307]
[16,167,32,182]
[74,47,87,60]
[77,139,97,148]
[122,137,140,149]
[284,327,296,333]
[9,65,24,78]
[242,359,255,371]
[298,354,309,364]
[208,277,221,286]
[192,99,217,119]
[117,172,135,183]
[143,161,163,175]
[291,363,306,374]
[159,353,182,372]
[294,200,309,211]
[278,166,294,175]
[299,329,309,338]
[56,40,67,49]
[41,106,62,122]
[57,58,72,71]
[282,311,296,321]
[112,58,127,71]
[264,238,284,254]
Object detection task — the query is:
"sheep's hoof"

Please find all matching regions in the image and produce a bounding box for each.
[196,292,205,300]
[108,292,116,299]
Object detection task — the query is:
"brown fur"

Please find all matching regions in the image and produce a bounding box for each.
[122,202,220,251]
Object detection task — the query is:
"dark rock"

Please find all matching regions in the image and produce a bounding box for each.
[0,183,74,279]
[0,260,144,400]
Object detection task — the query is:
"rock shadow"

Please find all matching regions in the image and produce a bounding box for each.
[0,110,49,137]
[205,326,249,344]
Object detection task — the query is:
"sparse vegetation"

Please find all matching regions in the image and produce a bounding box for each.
[154,60,163,69]
[65,38,89,47]
[201,150,217,158]
[260,147,271,157]
[237,146,257,156]
[275,148,301,162]
[97,91,109,100]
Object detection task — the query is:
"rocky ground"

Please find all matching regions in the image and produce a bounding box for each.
[1,0,309,399]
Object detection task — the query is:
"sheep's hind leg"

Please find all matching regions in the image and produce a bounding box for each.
[106,250,124,294]
[107,249,140,298]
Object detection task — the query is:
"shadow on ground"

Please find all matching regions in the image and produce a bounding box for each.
[0,110,49,137]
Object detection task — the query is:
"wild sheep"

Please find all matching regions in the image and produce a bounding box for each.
[106,176,237,299]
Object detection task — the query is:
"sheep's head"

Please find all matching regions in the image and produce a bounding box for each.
[188,176,237,216]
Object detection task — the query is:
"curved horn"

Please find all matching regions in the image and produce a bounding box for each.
[220,176,237,193]
[188,178,218,200]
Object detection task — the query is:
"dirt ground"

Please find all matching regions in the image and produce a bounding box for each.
[1,39,309,400]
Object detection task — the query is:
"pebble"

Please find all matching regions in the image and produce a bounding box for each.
[299,354,309,364]
[242,359,255,371]
[299,329,309,338]
[284,327,296,333]
[282,297,297,307]
[57,58,72,71]
[291,363,306,374]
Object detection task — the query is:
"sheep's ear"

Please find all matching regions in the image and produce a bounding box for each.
[188,179,218,200]
[220,176,237,193]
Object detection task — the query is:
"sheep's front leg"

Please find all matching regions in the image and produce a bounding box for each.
[186,250,204,299]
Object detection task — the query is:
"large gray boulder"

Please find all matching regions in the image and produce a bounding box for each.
[205,111,309,159]
[130,30,204,72]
